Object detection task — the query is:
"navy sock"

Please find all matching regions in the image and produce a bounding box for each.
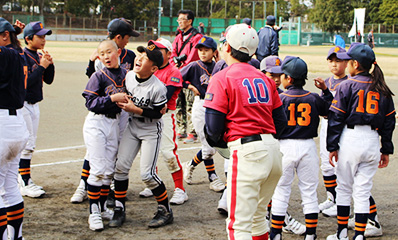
[19,158,31,185]
[354,213,368,239]
[81,159,90,189]
[114,179,129,210]
[6,202,24,240]
[305,213,318,235]
[337,205,350,236]
[87,184,101,213]
[191,150,203,166]
[323,175,337,202]
[151,182,170,212]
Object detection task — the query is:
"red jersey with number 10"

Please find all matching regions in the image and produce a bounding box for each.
[204,62,282,142]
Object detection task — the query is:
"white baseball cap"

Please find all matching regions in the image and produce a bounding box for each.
[148,38,173,52]
[226,23,258,56]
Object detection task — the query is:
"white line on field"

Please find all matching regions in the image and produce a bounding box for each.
[31,145,201,168]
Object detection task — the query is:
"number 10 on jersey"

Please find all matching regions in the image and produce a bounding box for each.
[242,78,270,104]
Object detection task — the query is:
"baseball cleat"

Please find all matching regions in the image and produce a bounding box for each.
[217,189,228,215]
[269,233,281,240]
[319,198,335,212]
[365,219,383,237]
[322,204,337,217]
[70,179,88,203]
[183,134,197,144]
[109,207,126,228]
[347,217,355,229]
[148,205,173,228]
[18,175,45,198]
[139,188,153,198]
[106,190,116,209]
[304,234,317,240]
[88,212,104,231]
[177,133,187,140]
[282,213,306,235]
[209,174,225,192]
[183,161,195,184]
[170,188,188,205]
[326,229,349,240]
[101,208,114,221]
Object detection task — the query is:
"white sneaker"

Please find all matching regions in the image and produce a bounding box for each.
[217,189,228,215]
[283,213,306,235]
[70,179,88,203]
[326,229,348,240]
[319,198,335,212]
[139,188,153,198]
[322,204,337,217]
[209,175,225,192]
[183,161,195,184]
[89,212,104,231]
[101,208,114,221]
[170,188,188,205]
[365,219,383,237]
[18,175,45,198]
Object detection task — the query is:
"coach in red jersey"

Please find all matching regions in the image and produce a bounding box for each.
[204,23,287,240]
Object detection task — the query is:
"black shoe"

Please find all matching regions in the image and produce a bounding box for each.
[109,207,125,228]
[148,205,173,228]
[106,190,116,209]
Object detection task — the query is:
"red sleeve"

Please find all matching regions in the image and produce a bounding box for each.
[204,72,228,114]
[166,67,183,88]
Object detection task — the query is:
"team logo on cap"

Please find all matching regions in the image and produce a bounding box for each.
[39,23,43,29]
[334,47,340,52]
[275,58,281,66]
[200,37,206,43]
[147,45,156,51]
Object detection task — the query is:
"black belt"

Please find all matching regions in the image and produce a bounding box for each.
[240,134,262,144]
[9,109,16,116]
[95,113,118,119]
[347,124,376,130]
[133,117,146,123]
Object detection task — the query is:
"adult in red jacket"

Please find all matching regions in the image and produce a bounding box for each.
[169,9,203,69]
[170,9,203,142]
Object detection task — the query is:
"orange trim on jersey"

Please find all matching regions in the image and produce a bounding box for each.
[348,78,372,84]
[100,69,125,88]
[281,92,311,98]
[195,61,212,77]
[331,105,346,113]
[386,110,395,116]
[25,51,40,65]
[327,77,343,91]
[120,49,127,63]
[84,89,99,95]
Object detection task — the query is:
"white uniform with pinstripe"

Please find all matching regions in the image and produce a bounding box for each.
[114,71,167,189]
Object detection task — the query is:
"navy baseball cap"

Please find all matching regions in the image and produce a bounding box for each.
[24,21,52,38]
[278,56,308,80]
[347,43,375,70]
[327,46,350,60]
[137,44,163,68]
[260,56,283,74]
[108,18,140,37]
[195,36,217,50]
[266,15,276,25]
[242,18,252,26]
[0,18,15,33]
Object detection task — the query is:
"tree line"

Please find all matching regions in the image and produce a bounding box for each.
[1,0,397,33]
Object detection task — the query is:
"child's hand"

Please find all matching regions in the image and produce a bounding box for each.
[40,55,52,69]
[160,105,167,115]
[14,20,25,30]
[314,77,327,90]
[42,50,53,64]
[90,49,99,61]
[117,95,143,115]
[379,154,389,168]
[188,84,200,96]
[329,151,338,167]
[111,92,127,103]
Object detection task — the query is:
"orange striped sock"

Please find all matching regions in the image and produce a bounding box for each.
[0,208,7,238]
[6,202,24,240]
[305,213,318,235]
[152,183,170,212]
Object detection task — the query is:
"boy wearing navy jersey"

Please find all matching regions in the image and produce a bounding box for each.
[270,56,333,240]
[181,36,225,192]
[82,40,128,231]
[72,18,140,205]
[18,21,54,198]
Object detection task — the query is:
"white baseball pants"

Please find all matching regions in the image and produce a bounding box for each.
[319,118,335,176]
[160,110,181,173]
[272,139,319,216]
[335,125,380,213]
[20,102,40,159]
[226,134,282,240]
[83,112,119,187]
